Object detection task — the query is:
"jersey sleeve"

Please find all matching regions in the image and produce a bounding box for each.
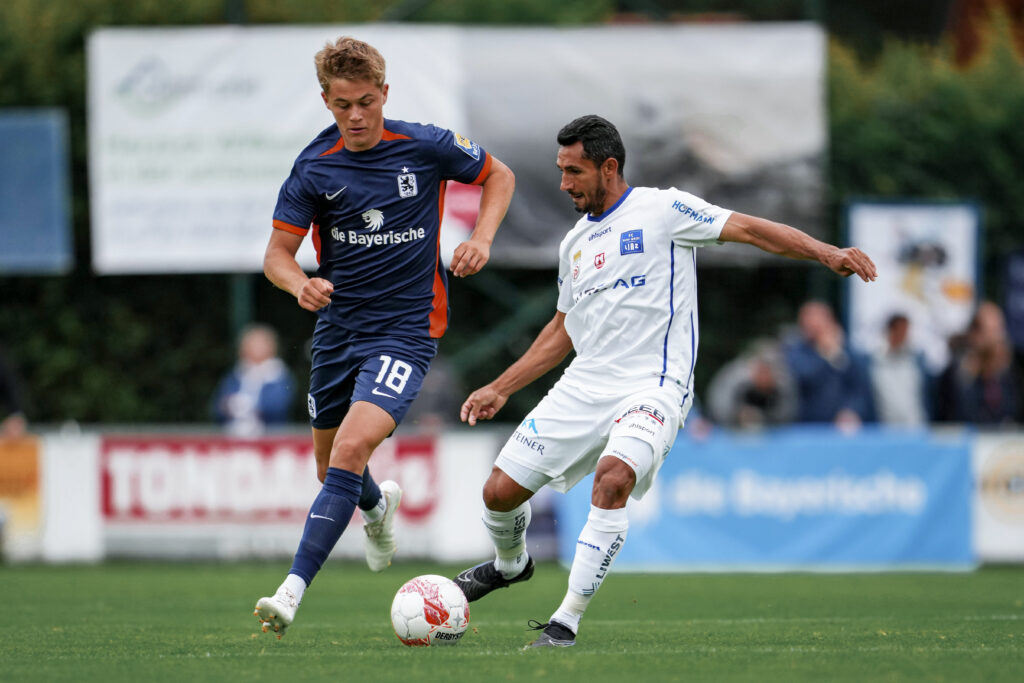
[663,188,732,247]
[271,163,317,235]
[430,125,492,186]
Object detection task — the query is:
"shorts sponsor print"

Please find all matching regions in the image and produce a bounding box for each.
[495,381,683,499]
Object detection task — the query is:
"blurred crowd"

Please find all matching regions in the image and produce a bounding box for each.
[705,299,1022,431]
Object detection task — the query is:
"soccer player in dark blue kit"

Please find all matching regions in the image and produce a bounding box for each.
[254,36,515,638]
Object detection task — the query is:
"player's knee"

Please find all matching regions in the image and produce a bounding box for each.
[329,435,373,471]
[482,468,531,512]
[592,459,635,508]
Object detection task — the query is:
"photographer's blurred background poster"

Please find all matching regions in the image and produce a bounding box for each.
[847,201,980,373]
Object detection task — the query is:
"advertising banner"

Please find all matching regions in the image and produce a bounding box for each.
[556,428,974,570]
[846,201,980,373]
[99,431,495,561]
[88,24,825,271]
[0,110,73,274]
[0,437,42,560]
[973,433,1024,562]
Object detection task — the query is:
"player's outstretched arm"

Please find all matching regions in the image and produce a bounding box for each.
[450,157,515,278]
[461,311,573,425]
[719,212,877,282]
[264,229,334,311]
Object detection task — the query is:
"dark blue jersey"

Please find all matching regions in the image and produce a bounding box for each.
[272,119,492,338]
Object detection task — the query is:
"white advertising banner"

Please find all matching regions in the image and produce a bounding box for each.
[88,24,825,272]
[30,431,496,562]
[847,201,979,373]
[87,25,465,273]
[973,433,1024,562]
[98,432,496,561]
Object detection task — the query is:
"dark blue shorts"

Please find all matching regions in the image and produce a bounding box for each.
[307,320,438,430]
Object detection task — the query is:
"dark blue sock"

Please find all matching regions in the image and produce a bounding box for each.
[358,466,382,511]
[289,467,362,585]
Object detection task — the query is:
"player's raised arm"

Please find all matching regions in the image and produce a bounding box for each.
[719,212,877,282]
[263,229,334,311]
[461,311,573,425]
[450,156,515,278]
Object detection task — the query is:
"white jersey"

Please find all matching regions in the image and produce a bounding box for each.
[556,186,731,415]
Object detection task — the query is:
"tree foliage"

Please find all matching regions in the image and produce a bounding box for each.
[829,16,1024,288]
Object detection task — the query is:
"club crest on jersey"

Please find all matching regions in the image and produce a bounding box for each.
[620,229,644,255]
[397,168,418,198]
[572,250,582,281]
[453,133,481,160]
[361,209,384,231]
[594,252,606,269]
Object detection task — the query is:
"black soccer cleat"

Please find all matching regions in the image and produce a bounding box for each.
[525,619,576,648]
[452,556,535,602]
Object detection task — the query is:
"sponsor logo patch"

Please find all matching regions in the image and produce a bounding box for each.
[453,132,481,160]
[616,403,666,425]
[362,209,384,231]
[620,229,643,255]
[594,252,606,269]
[671,200,717,224]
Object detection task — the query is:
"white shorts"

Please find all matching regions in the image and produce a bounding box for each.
[495,380,685,500]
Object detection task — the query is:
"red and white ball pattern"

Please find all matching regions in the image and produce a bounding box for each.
[390,574,470,646]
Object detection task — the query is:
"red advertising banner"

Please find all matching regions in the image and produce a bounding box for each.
[100,434,438,524]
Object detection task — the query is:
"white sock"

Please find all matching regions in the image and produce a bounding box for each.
[282,573,307,603]
[551,505,629,634]
[361,493,387,524]
[482,503,532,578]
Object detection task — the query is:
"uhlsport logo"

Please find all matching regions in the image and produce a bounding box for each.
[362,209,385,231]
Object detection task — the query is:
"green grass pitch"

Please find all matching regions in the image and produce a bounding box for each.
[5,561,1022,682]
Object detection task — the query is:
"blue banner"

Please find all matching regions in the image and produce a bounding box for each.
[555,427,974,570]
[0,109,73,274]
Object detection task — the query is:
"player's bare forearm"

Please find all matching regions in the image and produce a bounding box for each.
[451,158,515,277]
[264,229,333,310]
[461,311,572,425]
[719,213,877,282]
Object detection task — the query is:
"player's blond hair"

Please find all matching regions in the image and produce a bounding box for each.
[314,36,386,92]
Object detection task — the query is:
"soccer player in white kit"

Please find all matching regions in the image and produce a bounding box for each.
[452,115,877,648]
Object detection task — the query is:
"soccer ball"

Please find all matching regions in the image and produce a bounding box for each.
[390,574,470,646]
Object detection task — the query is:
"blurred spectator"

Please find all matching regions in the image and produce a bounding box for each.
[212,324,295,436]
[935,301,1020,424]
[707,340,796,429]
[783,301,875,429]
[0,345,27,439]
[869,313,931,426]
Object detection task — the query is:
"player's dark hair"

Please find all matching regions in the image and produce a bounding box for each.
[557,115,626,177]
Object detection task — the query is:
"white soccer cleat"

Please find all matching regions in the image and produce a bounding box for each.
[254,586,299,639]
[364,480,402,572]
